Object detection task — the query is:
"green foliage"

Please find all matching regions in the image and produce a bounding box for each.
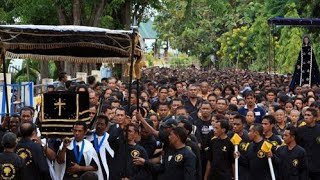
[0,0,161,78]
[8,0,59,24]
[145,52,155,67]
[48,61,57,79]
[217,26,254,69]
[248,15,270,71]
[275,3,304,73]
[13,60,40,83]
[169,53,197,68]
[154,0,320,73]
[14,67,39,83]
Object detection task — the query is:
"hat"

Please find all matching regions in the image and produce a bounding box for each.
[161,118,178,128]
[176,115,188,122]
[1,132,17,148]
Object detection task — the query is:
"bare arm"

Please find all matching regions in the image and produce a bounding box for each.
[56,138,70,164]
[204,160,211,180]
[67,162,97,175]
[136,112,159,137]
[32,136,57,161]
[44,147,56,161]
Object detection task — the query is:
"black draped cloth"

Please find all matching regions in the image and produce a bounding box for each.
[41,91,90,137]
[289,46,320,91]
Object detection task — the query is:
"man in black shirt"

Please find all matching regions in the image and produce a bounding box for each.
[56,121,102,180]
[204,119,234,180]
[178,118,202,180]
[87,115,114,180]
[138,119,157,158]
[275,126,308,180]
[151,86,171,112]
[193,102,213,177]
[183,84,203,114]
[262,115,283,147]
[296,108,320,179]
[236,123,276,180]
[0,132,25,180]
[157,102,172,122]
[228,114,250,180]
[15,122,51,180]
[108,123,151,180]
[228,115,250,142]
[134,127,196,180]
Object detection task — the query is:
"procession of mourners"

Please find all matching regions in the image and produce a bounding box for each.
[1,35,320,180]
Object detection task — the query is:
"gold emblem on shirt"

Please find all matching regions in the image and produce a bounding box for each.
[131,150,140,158]
[16,148,33,166]
[240,142,250,151]
[175,154,183,162]
[222,146,227,152]
[1,163,16,180]
[292,159,299,167]
[316,137,320,144]
[271,141,278,147]
[257,150,265,158]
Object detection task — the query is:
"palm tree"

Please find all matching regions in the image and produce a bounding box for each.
[13,60,40,84]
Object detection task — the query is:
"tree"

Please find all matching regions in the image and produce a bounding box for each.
[3,0,161,77]
[154,0,320,73]
[275,3,304,73]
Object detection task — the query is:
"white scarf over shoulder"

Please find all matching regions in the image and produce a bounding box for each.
[54,138,103,180]
[87,132,114,180]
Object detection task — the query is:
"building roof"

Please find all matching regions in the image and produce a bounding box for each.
[139,19,158,39]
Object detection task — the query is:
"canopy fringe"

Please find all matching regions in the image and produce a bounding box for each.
[5,51,130,64]
[2,42,130,56]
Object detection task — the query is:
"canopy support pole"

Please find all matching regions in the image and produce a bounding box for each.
[272,25,276,73]
[1,48,9,115]
[268,26,271,73]
[128,28,136,112]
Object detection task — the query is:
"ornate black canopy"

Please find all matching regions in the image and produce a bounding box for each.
[268,17,320,27]
[0,25,141,64]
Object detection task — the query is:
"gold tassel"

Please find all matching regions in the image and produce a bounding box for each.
[2,42,130,56]
[5,51,130,64]
[134,53,145,79]
[123,62,131,77]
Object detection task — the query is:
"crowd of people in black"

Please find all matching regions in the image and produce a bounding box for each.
[0,67,320,180]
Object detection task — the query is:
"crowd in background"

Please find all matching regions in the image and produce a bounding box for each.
[0,67,320,180]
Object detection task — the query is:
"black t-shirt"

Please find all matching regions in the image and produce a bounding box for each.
[296,124,320,173]
[15,138,51,180]
[186,138,202,180]
[0,129,9,153]
[239,140,275,180]
[275,145,308,180]
[139,135,157,158]
[108,126,152,180]
[193,118,213,150]
[265,133,283,148]
[152,146,196,180]
[0,152,25,180]
[126,144,151,180]
[182,96,203,114]
[207,137,234,180]
[64,143,98,180]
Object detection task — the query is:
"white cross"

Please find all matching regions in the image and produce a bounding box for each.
[54,98,66,116]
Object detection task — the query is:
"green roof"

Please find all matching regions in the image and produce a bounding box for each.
[139,19,158,39]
